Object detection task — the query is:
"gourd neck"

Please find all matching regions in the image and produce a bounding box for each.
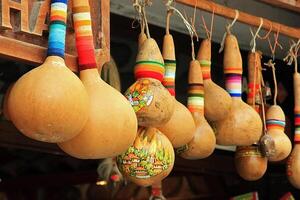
[73,2,97,71]
[224,67,242,99]
[47,0,68,58]
[162,59,176,96]
[199,59,211,80]
[134,60,165,82]
[187,83,204,116]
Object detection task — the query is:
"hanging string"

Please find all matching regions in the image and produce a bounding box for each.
[260,76,268,136]
[267,27,283,60]
[249,18,263,53]
[200,8,215,41]
[284,39,300,73]
[219,10,239,53]
[165,10,173,35]
[141,6,151,38]
[165,0,198,60]
[132,0,151,38]
[264,60,277,105]
[257,22,273,40]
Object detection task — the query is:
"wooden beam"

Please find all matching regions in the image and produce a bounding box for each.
[176,0,300,39]
[260,0,300,13]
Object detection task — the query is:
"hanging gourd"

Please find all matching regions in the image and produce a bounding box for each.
[215,31,262,146]
[7,0,89,143]
[58,0,138,159]
[264,60,291,162]
[117,127,175,187]
[196,13,231,123]
[157,10,195,148]
[124,4,174,127]
[234,51,267,181]
[286,41,300,189]
[179,59,216,159]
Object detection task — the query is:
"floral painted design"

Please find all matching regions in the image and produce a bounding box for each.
[125,79,154,112]
[117,128,174,179]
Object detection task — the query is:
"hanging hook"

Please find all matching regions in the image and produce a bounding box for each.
[250,18,263,53]
[219,9,239,53]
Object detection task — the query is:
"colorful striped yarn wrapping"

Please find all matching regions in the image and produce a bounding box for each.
[199,60,211,80]
[294,107,300,143]
[73,5,97,71]
[224,67,242,98]
[134,61,165,82]
[187,83,204,114]
[47,0,68,58]
[266,119,285,131]
[162,59,176,96]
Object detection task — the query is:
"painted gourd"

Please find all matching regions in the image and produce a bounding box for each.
[125,38,174,127]
[2,83,14,120]
[215,34,262,146]
[117,127,175,187]
[179,60,216,159]
[7,0,89,143]
[234,51,267,181]
[157,14,195,148]
[196,39,232,122]
[235,146,267,181]
[287,73,300,189]
[58,0,138,159]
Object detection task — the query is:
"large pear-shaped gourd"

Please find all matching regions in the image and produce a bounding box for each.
[7,0,89,143]
[266,106,291,161]
[125,38,174,127]
[117,127,175,187]
[179,60,216,159]
[196,39,232,122]
[2,83,14,120]
[287,73,300,189]
[235,146,267,181]
[157,22,195,148]
[58,0,137,159]
[215,34,262,146]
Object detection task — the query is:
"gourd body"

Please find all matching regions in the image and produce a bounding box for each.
[59,69,138,159]
[179,60,216,159]
[117,127,175,187]
[125,38,174,127]
[235,146,267,181]
[197,39,231,122]
[8,56,89,143]
[215,34,262,146]
[266,105,291,161]
[3,83,14,120]
[158,34,195,148]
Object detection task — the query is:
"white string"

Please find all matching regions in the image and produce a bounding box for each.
[250,18,263,53]
[219,10,239,53]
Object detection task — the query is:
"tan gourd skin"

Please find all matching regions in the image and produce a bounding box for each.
[215,34,262,146]
[117,127,175,187]
[180,60,216,159]
[157,34,196,148]
[3,83,14,121]
[267,106,292,162]
[235,146,267,181]
[8,56,89,143]
[196,39,232,122]
[58,0,138,159]
[58,69,138,159]
[234,52,267,181]
[287,73,300,189]
[126,38,174,127]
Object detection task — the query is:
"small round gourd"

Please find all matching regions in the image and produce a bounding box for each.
[7,0,89,143]
[215,34,262,146]
[235,146,267,181]
[58,0,137,159]
[117,127,175,187]
[179,60,216,159]
[196,39,232,122]
[157,30,195,148]
[266,105,291,161]
[287,73,300,189]
[125,38,174,127]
